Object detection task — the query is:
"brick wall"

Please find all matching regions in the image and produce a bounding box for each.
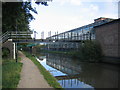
[95,19,120,58]
[2,40,14,59]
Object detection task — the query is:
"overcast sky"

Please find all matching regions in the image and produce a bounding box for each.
[30,0,119,39]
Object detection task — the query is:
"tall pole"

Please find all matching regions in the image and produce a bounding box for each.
[15,20,17,63]
[15,42,17,63]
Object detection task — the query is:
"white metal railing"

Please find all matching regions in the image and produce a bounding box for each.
[1,31,33,43]
[1,31,9,43]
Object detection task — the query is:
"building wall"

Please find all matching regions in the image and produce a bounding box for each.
[95,19,120,58]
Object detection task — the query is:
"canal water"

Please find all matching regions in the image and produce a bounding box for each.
[36,53,120,89]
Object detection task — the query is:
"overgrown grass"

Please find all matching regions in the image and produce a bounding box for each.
[2,57,23,88]
[23,51,62,89]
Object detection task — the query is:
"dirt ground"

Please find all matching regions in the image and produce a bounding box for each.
[17,51,52,88]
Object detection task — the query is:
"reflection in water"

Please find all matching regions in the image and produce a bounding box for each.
[36,53,120,88]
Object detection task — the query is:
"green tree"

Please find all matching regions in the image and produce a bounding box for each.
[2,1,49,33]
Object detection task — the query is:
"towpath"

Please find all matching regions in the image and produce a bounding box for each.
[17,51,52,88]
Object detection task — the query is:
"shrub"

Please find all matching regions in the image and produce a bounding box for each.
[2,47,10,58]
[78,40,103,62]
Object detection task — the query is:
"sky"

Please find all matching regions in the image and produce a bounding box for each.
[30,0,119,39]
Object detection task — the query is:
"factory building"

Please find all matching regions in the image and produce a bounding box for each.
[45,17,114,51]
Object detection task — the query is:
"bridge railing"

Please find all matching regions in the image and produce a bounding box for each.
[1,31,33,43]
[1,31,10,43]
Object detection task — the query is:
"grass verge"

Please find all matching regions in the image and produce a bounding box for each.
[2,57,23,88]
[23,51,62,89]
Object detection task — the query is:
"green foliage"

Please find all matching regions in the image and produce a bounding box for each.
[2,1,49,33]
[23,51,62,88]
[2,58,23,88]
[2,47,10,59]
[3,2,31,32]
[78,40,103,62]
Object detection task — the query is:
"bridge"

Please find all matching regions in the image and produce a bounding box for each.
[1,31,47,43]
[1,31,47,60]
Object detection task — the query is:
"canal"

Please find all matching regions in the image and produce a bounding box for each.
[36,53,120,89]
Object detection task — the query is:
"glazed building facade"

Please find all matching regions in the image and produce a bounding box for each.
[45,17,114,51]
[46,17,114,41]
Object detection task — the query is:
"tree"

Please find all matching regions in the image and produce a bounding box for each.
[2,1,49,33]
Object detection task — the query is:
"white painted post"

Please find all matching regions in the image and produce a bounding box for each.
[13,43,16,59]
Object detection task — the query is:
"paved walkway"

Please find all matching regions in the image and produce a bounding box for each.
[17,51,52,88]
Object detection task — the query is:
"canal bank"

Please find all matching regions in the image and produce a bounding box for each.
[17,51,55,88]
[22,51,62,88]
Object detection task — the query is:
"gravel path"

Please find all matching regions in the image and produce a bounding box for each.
[17,51,52,88]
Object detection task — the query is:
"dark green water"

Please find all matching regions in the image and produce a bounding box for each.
[36,53,120,89]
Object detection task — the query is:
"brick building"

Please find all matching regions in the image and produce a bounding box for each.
[95,18,120,58]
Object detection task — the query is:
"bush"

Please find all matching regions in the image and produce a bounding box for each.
[2,47,10,58]
[78,40,103,62]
